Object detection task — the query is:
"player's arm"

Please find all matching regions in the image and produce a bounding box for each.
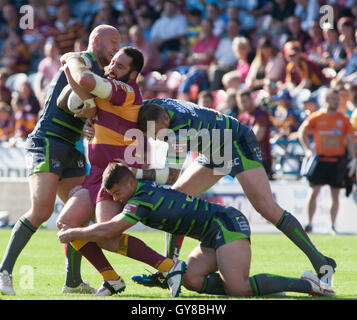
[130,166,181,185]
[58,214,134,243]
[63,64,97,118]
[298,119,314,158]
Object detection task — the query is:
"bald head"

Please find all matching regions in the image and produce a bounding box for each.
[89,24,119,43]
[88,24,121,68]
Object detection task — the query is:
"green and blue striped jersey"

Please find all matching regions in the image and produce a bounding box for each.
[144,98,239,168]
[120,180,222,241]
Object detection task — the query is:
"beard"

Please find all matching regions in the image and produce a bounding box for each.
[104,69,131,83]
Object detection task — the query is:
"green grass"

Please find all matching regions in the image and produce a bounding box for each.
[0,229,356,300]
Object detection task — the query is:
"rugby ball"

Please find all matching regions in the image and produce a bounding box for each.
[68,91,84,113]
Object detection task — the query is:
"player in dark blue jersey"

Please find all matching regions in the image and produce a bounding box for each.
[132,98,336,290]
[58,162,336,298]
[0,25,121,296]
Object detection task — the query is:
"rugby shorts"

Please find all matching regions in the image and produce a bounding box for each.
[24,136,86,179]
[307,156,347,188]
[196,121,263,177]
[200,206,251,249]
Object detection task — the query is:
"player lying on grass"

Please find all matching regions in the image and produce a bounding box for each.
[131,98,337,289]
[57,162,336,298]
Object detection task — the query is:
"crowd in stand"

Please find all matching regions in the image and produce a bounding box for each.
[1,0,357,178]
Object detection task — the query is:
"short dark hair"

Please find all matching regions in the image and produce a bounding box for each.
[102,162,135,191]
[121,46,144,74]
[137,103,166,132]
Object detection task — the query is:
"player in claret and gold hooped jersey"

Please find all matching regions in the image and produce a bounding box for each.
[0,25,120,296]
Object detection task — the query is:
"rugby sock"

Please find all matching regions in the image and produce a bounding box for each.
[165,233,185,260]
[70,240,119,281]
[250,273,311,295]
[0,217,37,274]
[64,243,83,287]
[117,234,174,272]
[199,273,226,295]
[276,211,332,276]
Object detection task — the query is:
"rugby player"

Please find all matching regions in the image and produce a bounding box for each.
[57,46,186,296]
[130,98,337,289]
[0,25,120,296]
[57,162,336,298]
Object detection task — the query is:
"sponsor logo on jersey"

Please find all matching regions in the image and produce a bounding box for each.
[124,202,139,215]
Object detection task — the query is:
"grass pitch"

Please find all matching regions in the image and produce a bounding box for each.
[0,229,356,300]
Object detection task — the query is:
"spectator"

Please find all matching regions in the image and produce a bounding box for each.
[298,87,356,234]
[119,7,138,29]
[90,0,120,30]
[352,1,357,28]
[302,95,318,119]
[237,89,273,178]
[270,0,296,25]
[223,1,257,32]
[50,3,86,55]
[221,69,242,90]
[305,20,325,65]
[0,68,12,105]
[13,81,41,139]
[176,18,219,100]
[257,78,279,116]
[347,83,357,114]
[321,22,347,72]
[0,4,19,39]
[129,25,162,75]
[0,27,30,74]
[221,35,252,90]
[209,19,240,90]
[245,36,285,90]
[37,39,61,88]
[348,83,357,145]
[293,0,320,32]
[186,9,202,52]
[285,15,310,50]
[118,25,132,48]
[334,82,352,116]
[220,88,239,118]
[283,41,329,94]
[74,36,89,52]
[0,101,14,142]
[340,28,357,83]
[337,17,356,59]
[205,2,226,37]
[271,89,300,140]
[197,90,214,108]
[22,0,51,58]
[137,9,156,41]
[150,1,188,55]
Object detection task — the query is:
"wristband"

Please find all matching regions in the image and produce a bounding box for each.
[135,169,143,179]
[155,167,170,185]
